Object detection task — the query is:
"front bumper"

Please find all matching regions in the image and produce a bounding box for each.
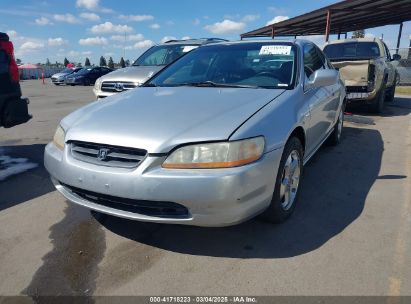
[51,78,65,84]
[346,86,377,103]
[93,88,116,98]
[44,142,282,227]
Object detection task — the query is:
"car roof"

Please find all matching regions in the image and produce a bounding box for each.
[197,39,312,48]
[325,37,379,46]
[162,38,228,46]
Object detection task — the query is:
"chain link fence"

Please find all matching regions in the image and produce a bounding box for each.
[391,47,411,86]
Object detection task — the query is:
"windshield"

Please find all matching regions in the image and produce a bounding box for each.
[61,68,73,74]
[133,44,199,66]
[323,42,380,60]
[148,42,297,89]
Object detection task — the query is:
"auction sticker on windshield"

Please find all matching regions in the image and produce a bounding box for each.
[182,46,198,52]
[259,45,292,55]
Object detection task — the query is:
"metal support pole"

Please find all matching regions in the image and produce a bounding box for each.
[396,22,403,54]
[345,33,348,39]
[325,10,331,42]
[338,32,341,40]
[271,25,275,39]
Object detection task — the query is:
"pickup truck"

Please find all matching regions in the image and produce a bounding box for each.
[0,32,31,128]
[323,37,399,113]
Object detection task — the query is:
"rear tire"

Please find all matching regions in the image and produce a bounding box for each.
[370,82,386,113]
[261,137,303,223]
[385,75,397,103]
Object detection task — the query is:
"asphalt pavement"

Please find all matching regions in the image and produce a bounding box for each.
[0,80,410,297]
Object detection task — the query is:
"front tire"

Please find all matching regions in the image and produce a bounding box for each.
[261,137,303,223]
[327,102,345,146]
[84,78,91,86]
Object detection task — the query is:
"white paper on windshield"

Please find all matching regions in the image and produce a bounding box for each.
[259,45,291,55]
[182,46,198,52]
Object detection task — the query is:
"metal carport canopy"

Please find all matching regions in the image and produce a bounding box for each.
[240,0,411,40]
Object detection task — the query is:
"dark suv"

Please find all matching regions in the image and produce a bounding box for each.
[65,66,113,86]
[0,32,31,128]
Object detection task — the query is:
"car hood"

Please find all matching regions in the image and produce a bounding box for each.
[98,66,164,84]
[52,72,71,78]
[62,87,285,153]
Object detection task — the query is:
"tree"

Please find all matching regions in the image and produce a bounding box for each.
[99,56,107,67]
[16,58,22,65]
[119,57,126,68]
[352,30,365,38]
[108,56,114,69]
[64,57,69,66]
[125,59,130,66]
[76,62,82,67]
[46,58,50,66]
[85,57,91,66]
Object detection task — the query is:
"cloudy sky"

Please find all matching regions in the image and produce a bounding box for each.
[1,0,410,65]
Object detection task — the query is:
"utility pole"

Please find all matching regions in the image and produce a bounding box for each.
[123,32,127,60]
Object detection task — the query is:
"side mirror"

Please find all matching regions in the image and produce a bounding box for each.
[306,69,338,89]
[392,54,401,61]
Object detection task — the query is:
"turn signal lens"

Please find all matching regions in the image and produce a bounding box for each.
[162,137,265,169]
[53,125,66,150]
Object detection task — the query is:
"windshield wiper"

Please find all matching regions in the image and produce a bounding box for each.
[144,83,157,87]
[176,81,259,88]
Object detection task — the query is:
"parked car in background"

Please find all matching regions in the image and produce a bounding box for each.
[51,67,82,85]
[323,37,399,113]
[45,40,346,227]
[93,38,227,98]
[65,66,112,86]
[0,32,31,128]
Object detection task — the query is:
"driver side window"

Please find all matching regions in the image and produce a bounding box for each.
[303,44,324,82]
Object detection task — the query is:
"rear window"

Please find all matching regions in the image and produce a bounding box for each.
[323,42,380,60]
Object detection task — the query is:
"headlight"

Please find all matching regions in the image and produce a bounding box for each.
[162,137,265,169]
[53,125,66,150]
[95,77,102,90]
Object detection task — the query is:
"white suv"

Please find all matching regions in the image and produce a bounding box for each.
[93,38,227,98]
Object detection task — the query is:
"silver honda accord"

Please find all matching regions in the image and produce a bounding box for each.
[44,40,346,227]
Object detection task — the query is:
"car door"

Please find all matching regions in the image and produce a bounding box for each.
[90,67,100,82]
[303,43,334,155]
[383,42,395,86]
[316,46,341,128]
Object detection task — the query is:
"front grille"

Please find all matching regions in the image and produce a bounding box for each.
[70,141,147,168]
[101,81,137,92]
[61,183,189,218]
